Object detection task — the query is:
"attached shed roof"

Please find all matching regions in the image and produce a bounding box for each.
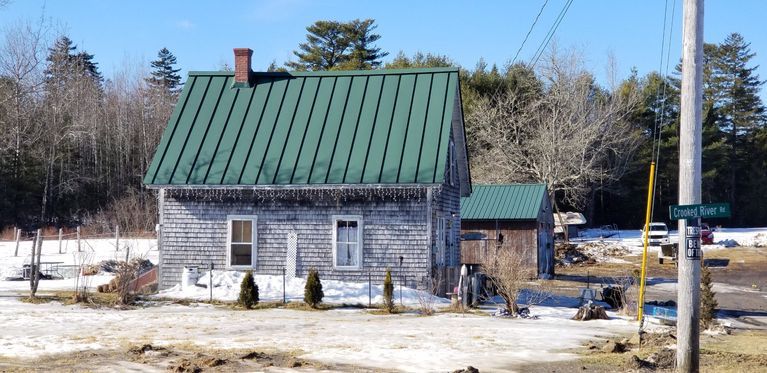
[144,68,465,187]
[461,184,548,220]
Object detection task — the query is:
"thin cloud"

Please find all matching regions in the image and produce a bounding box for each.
[175,19,195,30]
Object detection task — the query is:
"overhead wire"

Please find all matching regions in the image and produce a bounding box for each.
[510,0,551,66]
[529,0,575,69]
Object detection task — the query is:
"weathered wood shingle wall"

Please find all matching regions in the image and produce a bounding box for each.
[159,189,431,290]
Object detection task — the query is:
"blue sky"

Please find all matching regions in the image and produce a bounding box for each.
[1,0,765,91]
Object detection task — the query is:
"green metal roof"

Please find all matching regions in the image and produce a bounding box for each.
[461,184,548,220]
[144,68,461,186]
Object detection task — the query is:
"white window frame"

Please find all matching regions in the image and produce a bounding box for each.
[226,215,257,269]
[332,215,363,270]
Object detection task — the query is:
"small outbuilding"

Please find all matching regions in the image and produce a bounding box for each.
[460,184,554,278]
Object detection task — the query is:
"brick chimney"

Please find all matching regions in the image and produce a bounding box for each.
[233,48,253,86]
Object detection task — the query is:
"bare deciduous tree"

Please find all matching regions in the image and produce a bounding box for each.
[468,48,642,210]
[482,247,534,315]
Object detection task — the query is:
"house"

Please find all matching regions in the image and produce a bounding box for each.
[459,184,554,279]
[553,211,587,240]
[144,48,471,291]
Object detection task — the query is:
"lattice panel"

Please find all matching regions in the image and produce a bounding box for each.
[286,231,297,278]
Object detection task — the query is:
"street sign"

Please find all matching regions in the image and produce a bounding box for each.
[669,203,731,220]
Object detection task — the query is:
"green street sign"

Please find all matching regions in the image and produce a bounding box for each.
[669,203,731,220]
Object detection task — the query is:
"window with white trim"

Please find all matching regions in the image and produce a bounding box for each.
[332,216,362,269]
[227,216,257,268]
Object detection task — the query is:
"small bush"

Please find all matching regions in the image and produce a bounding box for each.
[238,270,259,309]
[700,265,717,328]
[383,268,395,313]
[304,268,324,308]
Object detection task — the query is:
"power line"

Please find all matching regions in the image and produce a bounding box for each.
[510,0,550,66]
[529,0,574,69]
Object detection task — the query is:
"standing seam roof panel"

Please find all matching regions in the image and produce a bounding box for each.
[290,77,336,184]
[416,73,449,183]
[223,78,274,184]
[144,76,195,184]
[153,76,210,184]
[273,77,321,184]
[309,76,352,184]
[433,72,458,184]
[203,86,255,184]
[344,75,383,183]
[257,77,307,184]
[361,75,399,183]
[326,76,367,183]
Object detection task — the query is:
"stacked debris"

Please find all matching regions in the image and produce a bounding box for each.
[579,242,631,262]
[555,243,595,267]
[572,301,609,321]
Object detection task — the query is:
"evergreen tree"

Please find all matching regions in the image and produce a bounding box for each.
[339,19,388,70]
[287,20,350,71]
[383,268,394,313]
[286,19,387,71]
[147,47,182,93]
[238,270,259,309]
[700,265,718,328]
[304,268,324,308]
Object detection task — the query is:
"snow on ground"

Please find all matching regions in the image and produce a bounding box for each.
[0,295,635,371]
[158,270,450,306]
[0,237,158,293]
[575,227,767,258]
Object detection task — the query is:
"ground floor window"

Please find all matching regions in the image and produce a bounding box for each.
[333,216,362,269]
[228,215,257,268]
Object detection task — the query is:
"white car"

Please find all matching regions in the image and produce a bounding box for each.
[642,222,670,246]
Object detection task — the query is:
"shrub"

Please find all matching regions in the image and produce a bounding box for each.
[700,265,717,328]
[304,268,324,308]
[238,271,259,309]
[383,268,395,313]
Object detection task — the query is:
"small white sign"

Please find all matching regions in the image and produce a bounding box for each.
[686,226,700,237]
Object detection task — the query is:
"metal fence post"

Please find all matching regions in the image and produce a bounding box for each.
[209,262,214,303]
[115,225,120,252]
[368,271,372,308]
[282,267,286,304]
[14,228,20,257]
[58,228,63,254]
[77,226,81,252]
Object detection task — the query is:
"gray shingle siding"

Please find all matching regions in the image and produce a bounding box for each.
[158,188,434,290]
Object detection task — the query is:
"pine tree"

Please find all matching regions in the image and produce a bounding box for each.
[238,270,259,309]
[147,47,182,94]
[383,268,394,313]
[700,265,718,328]
[304,268,324,308]
[339,19,388,70]
[286,19,387,71]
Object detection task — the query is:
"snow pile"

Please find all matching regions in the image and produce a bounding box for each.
[749,233,767,247]
[157,270,449,306]
[578,242,631,263]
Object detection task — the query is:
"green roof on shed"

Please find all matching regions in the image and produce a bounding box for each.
[461,184,548,220]
[143,68,461,186]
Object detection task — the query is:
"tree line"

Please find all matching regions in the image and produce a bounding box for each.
[0,18,765,231]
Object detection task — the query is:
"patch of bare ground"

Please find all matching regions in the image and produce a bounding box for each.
[515,329,767,372]
[0,344,387,372]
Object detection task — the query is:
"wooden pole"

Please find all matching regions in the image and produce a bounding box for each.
[76,226,81,252]
[14,227,20,257]
[678,0,703,371]
[58,228,63,254]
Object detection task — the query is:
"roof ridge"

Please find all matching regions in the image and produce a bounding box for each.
[188,67,459,77]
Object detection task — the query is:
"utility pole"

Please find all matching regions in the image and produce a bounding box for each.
[678,0,703,371]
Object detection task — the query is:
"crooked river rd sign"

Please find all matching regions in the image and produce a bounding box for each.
[669,203,731,220]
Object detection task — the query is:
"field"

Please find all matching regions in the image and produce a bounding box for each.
[0,229,766,372]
